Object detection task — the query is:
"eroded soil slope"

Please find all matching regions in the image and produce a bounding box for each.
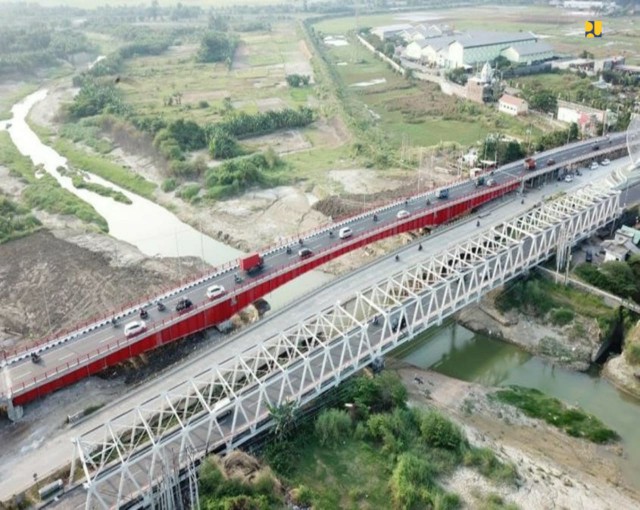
[0,230,202,351]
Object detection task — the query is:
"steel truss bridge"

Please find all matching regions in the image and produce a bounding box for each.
[0,140,628,410]
[73,180,621,509]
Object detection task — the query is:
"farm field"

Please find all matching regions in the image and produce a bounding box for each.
[119,22,315,125]
[317,34,544,149]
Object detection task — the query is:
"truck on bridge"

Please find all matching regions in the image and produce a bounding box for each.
[524,158,537,171]
[240,253,264,275]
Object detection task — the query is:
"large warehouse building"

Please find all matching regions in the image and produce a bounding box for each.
[403,30,554,68]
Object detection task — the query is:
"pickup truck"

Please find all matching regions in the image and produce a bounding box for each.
[239,253,264,275]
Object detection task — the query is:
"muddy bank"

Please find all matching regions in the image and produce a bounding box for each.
[456,291,601,371]
[395,364,640,509]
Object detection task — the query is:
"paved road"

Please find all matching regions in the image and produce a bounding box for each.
[0,153,633,501]
[0,133,628,400]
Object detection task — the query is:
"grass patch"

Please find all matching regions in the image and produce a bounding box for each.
[53,138,156,199]
[60,121,114,154]
[496,274,613,320]
[71,175,132,204]
[23,175,109,232]
[463,448,519,486]
[0,132,108,231]
[0,193,41,243]
[493,386,619,444]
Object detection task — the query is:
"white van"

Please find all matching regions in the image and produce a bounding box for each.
[396,210,410,219]
[124,320,147,338]
[339,227,353,239]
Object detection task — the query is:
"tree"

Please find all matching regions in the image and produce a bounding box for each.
[209,131,240,159]
[268,401,299,441]
[197,31,238,63]
[528,89,557,113]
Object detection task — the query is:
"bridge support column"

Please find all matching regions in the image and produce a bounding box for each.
[7,400,23,422]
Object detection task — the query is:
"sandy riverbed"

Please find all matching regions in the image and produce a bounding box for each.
[396,365,640,509]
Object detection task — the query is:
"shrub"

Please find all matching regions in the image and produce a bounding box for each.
[176,183,201,202]
[198,100,210,108]
[463,448,518,486]
[314,409,352,446]
[162,178,177,192]
[625,341,640,366]
[419,411,465,452]
[343,372,408,414]
[550,308,574,326]
[209,131,241,159]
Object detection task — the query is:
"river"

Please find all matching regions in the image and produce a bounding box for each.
[2,89,333,310]
[398,321,640,490]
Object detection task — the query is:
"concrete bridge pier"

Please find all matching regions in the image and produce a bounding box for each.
[6,399,23,422]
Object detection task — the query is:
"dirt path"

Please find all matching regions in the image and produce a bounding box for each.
[396,365,640,510]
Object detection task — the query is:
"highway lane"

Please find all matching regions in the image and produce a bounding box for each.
[0,156,631,501]
[0,133,628,397]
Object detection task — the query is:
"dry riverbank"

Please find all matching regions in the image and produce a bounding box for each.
[396,364,640,509]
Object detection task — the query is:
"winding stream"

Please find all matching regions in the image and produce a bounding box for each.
[3,89,332,309]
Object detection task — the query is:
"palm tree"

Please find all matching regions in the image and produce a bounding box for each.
[268,400,299,441]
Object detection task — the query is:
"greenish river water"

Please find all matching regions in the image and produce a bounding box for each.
[398,321,640,490]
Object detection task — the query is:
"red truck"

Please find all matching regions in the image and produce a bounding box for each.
[523,157,536,171]
[239,253,263,275]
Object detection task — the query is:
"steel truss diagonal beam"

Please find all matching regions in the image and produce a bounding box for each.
[75,182,621,510]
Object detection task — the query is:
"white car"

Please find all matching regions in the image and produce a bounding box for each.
[124,320,147,338]
[206,284,226,300]
[601,158,610,166]
[590,161,599,170]
[338,227,353,239]
[396,210,410,219]
[564,175,574,183]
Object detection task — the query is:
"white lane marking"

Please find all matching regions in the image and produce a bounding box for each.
[99,335,114,344]
[12,368,33,379]
[59,352,76,361]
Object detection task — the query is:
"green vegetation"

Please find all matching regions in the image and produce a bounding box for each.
[0,11,96,77]
[0,194,41,243]
[285,74,311,88]
[209,131,241,159]
[199,453,283,510]
[493,386,618,444]
[575,258,640,302]
[197,31,238,66]
[254,373,518,510]
[204,150,288,199]
[71,175,132,204]
[496,274,613,322]
[623,323,640,366]
[22,175,108,232]
[215,107,315,139]
[0,132,108,232]
[550,308,575,326]
[53,138,156,199]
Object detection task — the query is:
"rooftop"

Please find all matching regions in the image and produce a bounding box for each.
[499,94,527,107]
[452,30,536,49]
[508,40,554,56]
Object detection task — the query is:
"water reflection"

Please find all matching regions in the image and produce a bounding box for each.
[400,321,640,489]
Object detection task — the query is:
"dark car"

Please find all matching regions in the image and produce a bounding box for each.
[586,250,593,263]
[175,298,193,312]
[546,158,556,166]
[298,248,313,258]
[592,144,600,151]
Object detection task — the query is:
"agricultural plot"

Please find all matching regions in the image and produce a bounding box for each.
[320,35,541,148]
[119,22,314,126]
